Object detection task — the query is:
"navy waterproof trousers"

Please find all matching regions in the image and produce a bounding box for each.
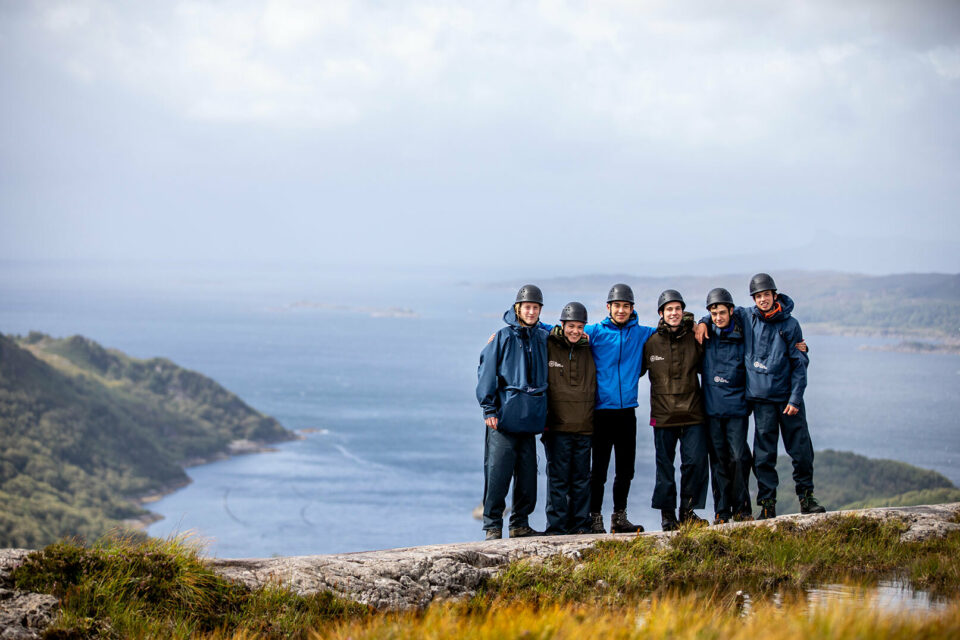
[651,424,709,512]
[752,401,815,504]
[542,431,592,534]
[482,427,537,532]
[707,416,752,518]
[590,408,636,513]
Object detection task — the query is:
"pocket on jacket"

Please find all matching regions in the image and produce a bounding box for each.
[500,387,547,433]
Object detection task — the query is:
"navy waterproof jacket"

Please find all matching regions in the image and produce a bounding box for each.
[476,308,549,434]
[736,293,808,407]
[584,313,657,410]
[701,316,749,417]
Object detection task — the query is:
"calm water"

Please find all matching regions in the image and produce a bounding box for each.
[2,265,958,557]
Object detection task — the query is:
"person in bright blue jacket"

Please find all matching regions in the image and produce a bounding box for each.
[476,284,549,540]
[584,283,657,534]
[697,273,823,520]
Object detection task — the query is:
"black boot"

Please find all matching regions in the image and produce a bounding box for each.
[661,509,679,532]
[589,512,606,534]
[799,493,827,514]
[757,500,776,520]
[679,509,707,526]
[611,510,644,533]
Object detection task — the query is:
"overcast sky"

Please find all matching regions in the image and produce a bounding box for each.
[2,1,958,277]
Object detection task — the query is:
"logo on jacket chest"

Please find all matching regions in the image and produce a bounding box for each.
[753,361,768,370]
[649,355,665,362]
[714,375,730,384]
[548,360,564,368]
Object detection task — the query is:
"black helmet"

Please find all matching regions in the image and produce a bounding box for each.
[705,287,735,309]
[748,273,777,297]
[657,289,685,313]
[515,284,543,305]
[607,283,634,304]
[559,301,588,323]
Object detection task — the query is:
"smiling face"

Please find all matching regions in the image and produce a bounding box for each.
[562,320,585,343]
[660,301,684,328]
[517,302,542,326]
[752,290,776,312]
[607,301,634,324]
[709,304,731,328]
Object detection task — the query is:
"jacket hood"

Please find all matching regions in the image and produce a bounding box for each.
[601,310,639,329]
[657,311,695,337]
[753,293,795,324]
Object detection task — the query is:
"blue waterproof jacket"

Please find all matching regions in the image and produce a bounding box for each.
[701,315,749,417]
[584,312,657,410]
[735,293,808,406]
[476,308,549,434]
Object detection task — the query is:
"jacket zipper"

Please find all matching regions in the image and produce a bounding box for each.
[618,325,623,408]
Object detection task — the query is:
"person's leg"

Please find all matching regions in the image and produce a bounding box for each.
[707,417,732,518]
[752,402,781,505]
[590,410,616,513]
[543,432,572,534]
[779,402,815,497]
[483,427,516,531]
[611,408,637,512]
[651,427,680,510]
[510,434,538,529]
[679,423,709,512]
[726,415,753,517]
[568,433,593,532]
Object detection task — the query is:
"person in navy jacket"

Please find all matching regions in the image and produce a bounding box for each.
[584,283,656,534]
[697,274,823,520]
[476,285,550,540]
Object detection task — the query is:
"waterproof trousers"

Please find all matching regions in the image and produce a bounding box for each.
[590,408,636,513]
[707,416,752,518]
[752,401,815,504]
[651,424,709,511]
[542,431,592,534]
[482,427,538,532]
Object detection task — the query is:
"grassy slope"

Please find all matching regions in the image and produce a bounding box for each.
[0,332,294,548]
[12,512,960,639]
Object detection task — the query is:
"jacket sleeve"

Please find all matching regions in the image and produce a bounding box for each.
[476,333,501,417]
[783,321,809,407]
[636,324,656,380]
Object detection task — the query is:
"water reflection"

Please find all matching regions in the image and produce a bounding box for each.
[732,580,950,617]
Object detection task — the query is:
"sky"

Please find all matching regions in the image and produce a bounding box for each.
[2,0,959,278]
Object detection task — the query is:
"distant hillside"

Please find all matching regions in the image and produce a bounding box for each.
[493,271,960,339]
[757,449,960,515]
[0,332,295,548]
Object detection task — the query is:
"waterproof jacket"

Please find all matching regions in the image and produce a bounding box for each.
[701,315,749,417]
[545,326,596,435]
[721,293,808,407]
[640,313,705,427]
[476,308,549,434]
[584,313,657,410]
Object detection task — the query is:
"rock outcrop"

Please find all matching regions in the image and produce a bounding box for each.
[210,502,960,609]
[1,502,957,635]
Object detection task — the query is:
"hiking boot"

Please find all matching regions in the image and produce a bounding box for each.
[679,509,708,526]
[713,513,731,525]
[757,501,776,520]
[799,493,827,514]
[733,512,755,522]
[611,509,644,533]
[661,509,680,532]
[485,529,502,540]
[589,512,606,534]
[508,526,543,538]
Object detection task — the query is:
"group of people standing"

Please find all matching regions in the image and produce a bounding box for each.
[475,274,826,541]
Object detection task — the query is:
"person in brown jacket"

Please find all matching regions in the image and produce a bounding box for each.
[542,302,597,535]
[640,289,709,531]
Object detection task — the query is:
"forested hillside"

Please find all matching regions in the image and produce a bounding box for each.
[0,332,294,548]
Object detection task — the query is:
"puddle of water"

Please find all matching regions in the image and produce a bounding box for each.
[732,580,951,617]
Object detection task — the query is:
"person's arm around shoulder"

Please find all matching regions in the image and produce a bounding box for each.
[783,320,809,416]
[476,332,502,429]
